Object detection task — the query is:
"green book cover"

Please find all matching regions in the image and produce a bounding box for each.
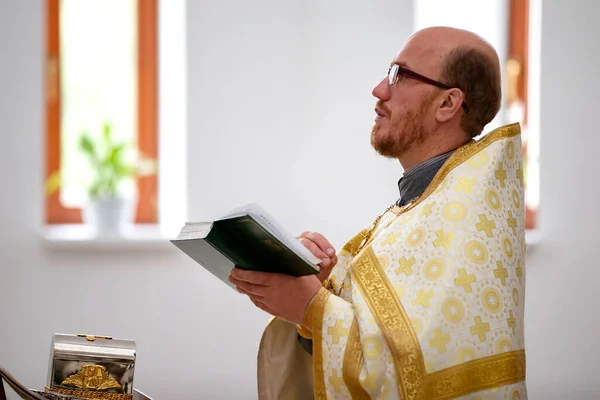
[171,204,320,288]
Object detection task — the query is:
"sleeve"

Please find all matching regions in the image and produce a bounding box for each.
[297,287,399,400]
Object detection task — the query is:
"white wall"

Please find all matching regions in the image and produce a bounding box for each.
[0,1,411,399]
[186,0,410,245]
[523,0,600,398]
[413,0,509,131]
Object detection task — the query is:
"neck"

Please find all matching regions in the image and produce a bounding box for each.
[398,129,469,170]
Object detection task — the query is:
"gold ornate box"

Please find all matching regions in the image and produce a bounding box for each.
[44,334,136,400]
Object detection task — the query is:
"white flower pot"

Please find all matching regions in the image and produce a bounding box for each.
[83,197,134,236]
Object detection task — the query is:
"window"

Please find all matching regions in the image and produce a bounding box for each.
[506,0,539,230]
[45,0,158,225]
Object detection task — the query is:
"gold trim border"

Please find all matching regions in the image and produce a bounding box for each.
[391,123,521,217]
[351,246,426,399]
[422,350,526,400]
[45,387,132,400]
[351,247,526,399]
[309,287,331,400]
[341,229,369,257]
[343,319,371,400]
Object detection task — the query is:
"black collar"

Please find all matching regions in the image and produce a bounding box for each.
[396,150,455,207]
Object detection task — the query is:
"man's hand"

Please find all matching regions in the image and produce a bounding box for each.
[229,269,322,325]
[297,231,338,283]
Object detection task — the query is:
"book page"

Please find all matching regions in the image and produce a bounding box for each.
[247,204,321,266]
[221,203,321,266]
[174,222,213,240]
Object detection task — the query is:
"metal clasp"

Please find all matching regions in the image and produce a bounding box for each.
[76,334,113,342]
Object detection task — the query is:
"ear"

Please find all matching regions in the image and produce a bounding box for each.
[435,88,464,122]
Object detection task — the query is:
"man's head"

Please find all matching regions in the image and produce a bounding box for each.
[371,26,502,169]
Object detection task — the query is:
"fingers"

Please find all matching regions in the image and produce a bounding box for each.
[249,297,275,315]
[299,231,336,267]
[330,254,338,267]
[229,275,267,297]
[234,282,265,298]
[299,237,330,266]
[299,231,336,257]
[230,268,271,285]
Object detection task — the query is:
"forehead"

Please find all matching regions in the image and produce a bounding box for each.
[391,37,447,77]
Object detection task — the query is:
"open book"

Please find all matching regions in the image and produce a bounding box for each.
[171,203,321,289]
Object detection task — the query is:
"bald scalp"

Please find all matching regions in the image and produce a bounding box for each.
[407,27,502,137]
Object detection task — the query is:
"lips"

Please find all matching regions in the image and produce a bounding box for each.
[375,107,388,119]
[375,103,390,118]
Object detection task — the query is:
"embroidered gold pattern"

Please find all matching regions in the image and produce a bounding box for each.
[329,369,345,393]
[351,246,426,399]
[308,287,330,400]
[475,214,496,237]
[328,319,349,344]
[454,268,476,293]
[343,320,371,400]
[421,350,526,399]
[60,365,123,392]
[45,386,131,400]
[341,229,369,257]
[314,123,526,399]
[387,123,521,218]
[351,248,527,399]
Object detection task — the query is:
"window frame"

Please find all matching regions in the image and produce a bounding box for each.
[507,0,537,230]
[44,0,158,224]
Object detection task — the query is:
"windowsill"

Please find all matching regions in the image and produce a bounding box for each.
[43,225,541,251]
[42,224,175,250]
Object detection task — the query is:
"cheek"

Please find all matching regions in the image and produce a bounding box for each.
[389,105,409,125]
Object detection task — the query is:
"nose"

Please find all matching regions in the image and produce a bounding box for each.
[372,77,391,101]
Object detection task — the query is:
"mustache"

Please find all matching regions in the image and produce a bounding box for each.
[376,101,391,116]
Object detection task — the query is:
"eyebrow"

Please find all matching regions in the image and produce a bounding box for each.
[390,61,411,69]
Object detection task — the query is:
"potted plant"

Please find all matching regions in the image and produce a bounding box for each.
[46,123,156,235]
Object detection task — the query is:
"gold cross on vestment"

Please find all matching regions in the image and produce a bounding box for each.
[434,229,456,250]
[429,327,451,354]
[516,260,523,281]
[494,261,508,286]
[507,310,517,334]
[454,176,477,194]
[412,289,434,308]
[329,369,345,393]
[421,202,435,217]
[454,268,476,293]
[507,211,518,235]
[476,214,496,237]
[395,256,416,276]
[470,316,490,342]
[328,320,349,344]
[495,164,508,187]
[516,168,524,185]
[383,232,399,246]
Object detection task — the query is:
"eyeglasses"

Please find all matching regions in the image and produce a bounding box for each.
[387,64,470,114]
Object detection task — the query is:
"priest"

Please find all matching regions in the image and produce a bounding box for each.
[230,26,527,399]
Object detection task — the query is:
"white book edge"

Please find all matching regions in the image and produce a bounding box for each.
[173,203,321,267]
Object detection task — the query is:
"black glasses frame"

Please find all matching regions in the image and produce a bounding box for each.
[387,64,470,114]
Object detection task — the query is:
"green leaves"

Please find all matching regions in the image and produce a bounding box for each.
[80,123,155,199]
[79,133,96,157]
[102,122,112,142]
[44,122,156,200]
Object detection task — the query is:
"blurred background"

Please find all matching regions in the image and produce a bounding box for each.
[0,0,597,398]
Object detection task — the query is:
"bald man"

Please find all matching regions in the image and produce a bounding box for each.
[231,27,527,399]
